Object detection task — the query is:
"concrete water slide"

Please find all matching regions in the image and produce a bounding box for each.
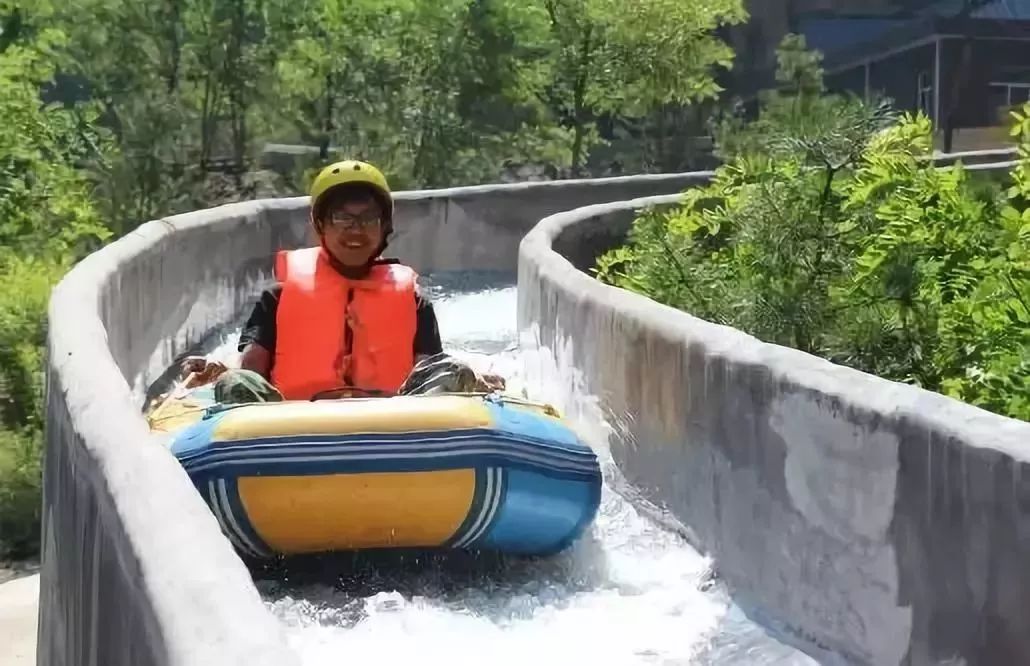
[44,166,1030,665]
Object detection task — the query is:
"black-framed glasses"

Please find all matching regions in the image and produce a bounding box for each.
[325,210,382,229]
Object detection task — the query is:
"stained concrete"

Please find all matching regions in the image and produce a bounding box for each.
[517,195,1030,665]
[43,173,705,666]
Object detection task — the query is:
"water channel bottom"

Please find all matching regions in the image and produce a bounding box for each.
[205,273,819,666]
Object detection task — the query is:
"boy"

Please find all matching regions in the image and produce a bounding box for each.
[184,160,502,401]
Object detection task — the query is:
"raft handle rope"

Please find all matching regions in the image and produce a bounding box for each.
[310,386,389,401]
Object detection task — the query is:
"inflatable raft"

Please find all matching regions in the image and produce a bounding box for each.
[163,393,601,559]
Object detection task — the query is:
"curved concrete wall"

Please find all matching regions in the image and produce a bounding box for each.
[42,173,705,666]
[517,195,1030,666]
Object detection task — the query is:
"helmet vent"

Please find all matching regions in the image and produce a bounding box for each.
[331,168,339,174]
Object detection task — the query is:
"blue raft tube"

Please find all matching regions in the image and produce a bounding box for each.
[164,392,602,559]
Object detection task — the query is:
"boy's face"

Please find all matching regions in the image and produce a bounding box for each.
[318,198,384,268]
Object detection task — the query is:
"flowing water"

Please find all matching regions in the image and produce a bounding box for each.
[208,272,821,666]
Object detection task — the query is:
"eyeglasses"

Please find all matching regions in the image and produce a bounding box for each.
[324,210,382,229]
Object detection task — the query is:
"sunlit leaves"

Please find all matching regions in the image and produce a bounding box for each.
[598,38,1030,422]
[540,0,744,171]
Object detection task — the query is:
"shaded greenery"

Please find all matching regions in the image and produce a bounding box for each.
[0,259,71,558]
[597,36,1029,421]
[0,27,111,558]
[540,0,745,174]
[2,0,746,225]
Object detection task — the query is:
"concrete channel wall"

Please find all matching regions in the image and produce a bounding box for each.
[517,194,1030,666]
[41,173,705,666]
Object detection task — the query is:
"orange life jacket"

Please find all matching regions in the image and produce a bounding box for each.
[270,246,418,400]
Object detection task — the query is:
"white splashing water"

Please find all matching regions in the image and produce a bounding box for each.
[211,273,819,666]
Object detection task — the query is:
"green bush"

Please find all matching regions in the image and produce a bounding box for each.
[0,29,109,559]
[0,258,63,427]
[0,256,68,559]
[0,427,42,560]
[597,37,1029,422]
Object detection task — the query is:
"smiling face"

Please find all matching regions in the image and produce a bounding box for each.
[316,190,385,269]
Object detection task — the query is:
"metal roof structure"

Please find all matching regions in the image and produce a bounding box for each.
[972,0,1030,19]
[819,15,1030,74]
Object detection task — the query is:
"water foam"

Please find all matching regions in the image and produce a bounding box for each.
[210,274,817,665]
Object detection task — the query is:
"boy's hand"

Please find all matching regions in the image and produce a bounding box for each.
[179,356,229,387]
[478,372,506,392]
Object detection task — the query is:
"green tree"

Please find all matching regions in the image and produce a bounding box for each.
[19,0,288,229]
[541,0,745,174]
[272,0,569,188]
[713,34,840,162]
[0,30,111,258]
[0,27,112,558]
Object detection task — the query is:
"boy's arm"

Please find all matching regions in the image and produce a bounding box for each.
[406,289,505,392]
[237,287,280,379]
[413,288,443,363]
[240,343,272,377]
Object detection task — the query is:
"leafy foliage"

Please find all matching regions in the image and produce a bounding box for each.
[0,30,112,255]
[0,22,111,559]
[541,0,746,173]
[6,0,747,220]
[0,258,67,559]
[0,427,42,559]
[598,36,1030,422]
[271,0,571,188]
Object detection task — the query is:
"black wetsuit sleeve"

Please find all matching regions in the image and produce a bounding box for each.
[414,289,443,356]
[237,286,281,352]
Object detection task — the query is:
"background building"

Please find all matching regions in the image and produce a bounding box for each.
[726,0,1030,151]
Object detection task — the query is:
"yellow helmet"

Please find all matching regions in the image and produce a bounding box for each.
[309,160,394,229]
